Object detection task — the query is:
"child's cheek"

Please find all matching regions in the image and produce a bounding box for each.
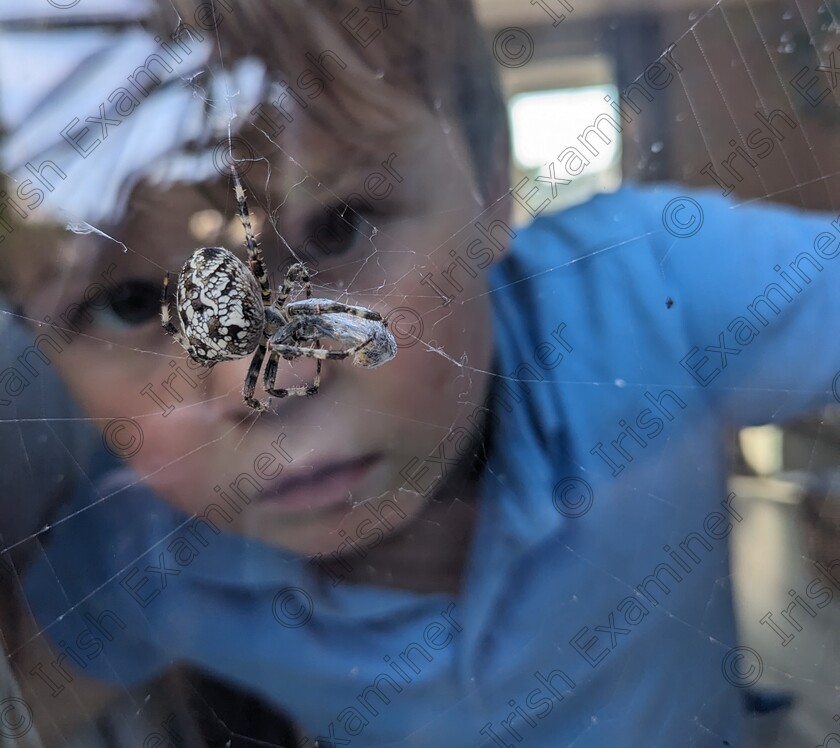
[55,344,170,414]
[51,343,227,509]
[368,280,495,437]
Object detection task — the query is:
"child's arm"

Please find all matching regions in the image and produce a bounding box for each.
[520,183,840,428]
[658,186,840,426]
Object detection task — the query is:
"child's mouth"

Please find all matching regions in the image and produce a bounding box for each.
[256,453,383,514]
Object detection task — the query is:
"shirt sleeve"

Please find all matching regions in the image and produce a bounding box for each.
[653,184,840,426]
[19,470,177,688]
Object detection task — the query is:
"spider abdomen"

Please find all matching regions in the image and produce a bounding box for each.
[176,246,265,362]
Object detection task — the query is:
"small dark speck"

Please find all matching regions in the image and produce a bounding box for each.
[665,297,674,309]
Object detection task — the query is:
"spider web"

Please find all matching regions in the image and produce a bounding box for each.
[2,0,840,745]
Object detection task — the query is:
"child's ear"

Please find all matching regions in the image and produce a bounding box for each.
[478,129,515,265]
[494,127,511,202]
[489,129,513,206]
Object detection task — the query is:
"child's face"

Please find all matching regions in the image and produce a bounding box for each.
[20,89,511,557]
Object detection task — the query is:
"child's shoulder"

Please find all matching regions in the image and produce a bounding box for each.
[514,180,809,270]
[495,180,762,328]
[486,184,711,439]
[513,182,726,264]
[493,183,697,317]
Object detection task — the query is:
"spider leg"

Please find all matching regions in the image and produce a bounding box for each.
[275,262,312,310]
[160,273,178,335]
[264,349,321,398]
[265,319,322,397]
[286,300,382,322]
[271,340,374,361]
[242,342,268,411]
[160,273,190,349]
[231,164,272,307]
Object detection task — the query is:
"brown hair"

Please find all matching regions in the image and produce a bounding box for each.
[150,0,509,202]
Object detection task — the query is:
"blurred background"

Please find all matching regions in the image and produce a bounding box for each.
[474,0,840,744]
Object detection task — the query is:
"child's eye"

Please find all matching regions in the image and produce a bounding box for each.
[306,205,377,260]
[85,279,161,330]
[109,280,161,325]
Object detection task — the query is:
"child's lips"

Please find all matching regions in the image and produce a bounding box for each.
[256,453,383,513]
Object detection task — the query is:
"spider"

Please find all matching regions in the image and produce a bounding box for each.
[161,165,397,411]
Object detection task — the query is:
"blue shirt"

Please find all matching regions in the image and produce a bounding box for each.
[22,183,840,746]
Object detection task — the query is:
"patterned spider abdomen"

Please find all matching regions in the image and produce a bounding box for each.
[175,247,265,362]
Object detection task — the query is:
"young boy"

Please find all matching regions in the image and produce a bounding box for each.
[2,0,839,745]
